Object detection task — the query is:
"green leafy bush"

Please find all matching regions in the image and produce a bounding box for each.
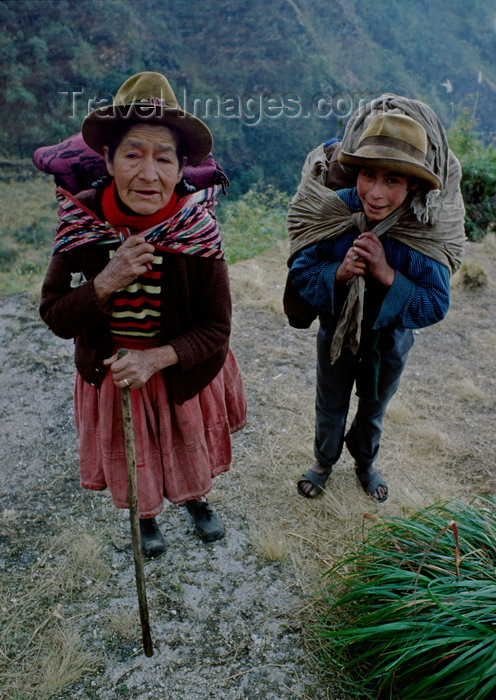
[218,186,289,264]
[448,114,496,240]
[320,497,496,699]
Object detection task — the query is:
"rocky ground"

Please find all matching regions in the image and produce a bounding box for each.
[0,236,495,699]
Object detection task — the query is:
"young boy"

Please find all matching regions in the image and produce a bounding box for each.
[285,110,463,502]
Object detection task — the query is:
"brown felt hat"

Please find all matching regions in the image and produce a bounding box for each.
[82,71,212,165]
[338,113,442,190]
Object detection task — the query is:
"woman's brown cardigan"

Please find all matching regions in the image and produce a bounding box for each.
[39,188,232,405]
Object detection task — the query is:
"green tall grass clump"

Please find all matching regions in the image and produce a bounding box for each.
[320,497,496,699]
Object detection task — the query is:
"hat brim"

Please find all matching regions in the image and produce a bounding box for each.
[338,148,442,191]
[82,104,213,166]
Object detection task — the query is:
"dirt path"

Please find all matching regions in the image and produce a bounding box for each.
[0,287,337,700]
[0,236,495,699]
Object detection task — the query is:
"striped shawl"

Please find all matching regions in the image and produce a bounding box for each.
[53,185,224,259]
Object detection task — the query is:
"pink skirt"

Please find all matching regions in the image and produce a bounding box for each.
[74,348,247,517]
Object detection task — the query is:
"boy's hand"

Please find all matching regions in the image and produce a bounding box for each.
[336,246,367,282]
[350,232,395,287]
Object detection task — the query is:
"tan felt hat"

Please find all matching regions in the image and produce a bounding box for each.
[82,71,212,165]
[338,112,442,190]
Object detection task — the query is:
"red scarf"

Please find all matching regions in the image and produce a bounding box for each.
[101,180,180,230]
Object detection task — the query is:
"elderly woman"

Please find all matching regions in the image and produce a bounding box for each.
[39,72,246,558]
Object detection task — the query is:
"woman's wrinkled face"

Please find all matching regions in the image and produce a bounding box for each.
[356,165,414,221]
[104,124,184,215]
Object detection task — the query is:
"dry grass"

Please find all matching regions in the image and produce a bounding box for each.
[482,231,496,254]
[29,626,99,700]
[251,525,289,562]
[0,525,108,699]
[1,623,99,700]
[228,240,288,315]
[103,609,141,641]
[457,376,488,402]
[229,233,496,597]
[457,259,488,288]
[0,176,58,296]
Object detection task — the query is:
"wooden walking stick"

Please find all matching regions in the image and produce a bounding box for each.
[117,348,153,657]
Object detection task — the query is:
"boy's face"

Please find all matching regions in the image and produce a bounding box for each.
[356,165,415,221]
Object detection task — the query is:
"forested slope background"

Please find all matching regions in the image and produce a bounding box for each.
[1,0,496,196]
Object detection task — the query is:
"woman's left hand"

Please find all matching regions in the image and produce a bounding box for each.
[103,346,179,389]
[352,231,395,287]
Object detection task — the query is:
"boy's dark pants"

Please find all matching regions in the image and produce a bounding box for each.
[314,324,415,469]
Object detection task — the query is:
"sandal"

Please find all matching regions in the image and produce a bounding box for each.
[297,465,332,499]
[355,465,388,503]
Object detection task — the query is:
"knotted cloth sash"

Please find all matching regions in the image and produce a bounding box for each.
[53,185,224,259]
[287,94,466,362]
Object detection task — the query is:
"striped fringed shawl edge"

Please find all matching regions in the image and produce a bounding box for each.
[53,185,225,259]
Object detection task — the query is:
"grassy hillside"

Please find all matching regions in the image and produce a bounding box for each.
[2,0,496,196]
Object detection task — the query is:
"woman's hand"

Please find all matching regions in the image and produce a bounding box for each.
[94,236,155,304]
[343,231,395,287]
[104,346,179,389]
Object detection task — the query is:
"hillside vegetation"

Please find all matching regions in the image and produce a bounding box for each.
[2,0,496,197]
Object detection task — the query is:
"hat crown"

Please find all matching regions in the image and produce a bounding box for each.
[337,111,442,190]
[113,71,180,110]
[359,113,428,158]
[82,71,213,165]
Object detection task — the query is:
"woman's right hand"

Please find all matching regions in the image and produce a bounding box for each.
[93,236,155,304]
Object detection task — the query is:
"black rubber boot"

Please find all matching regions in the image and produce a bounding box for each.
[185,499,224,542]
[139,517,166,559]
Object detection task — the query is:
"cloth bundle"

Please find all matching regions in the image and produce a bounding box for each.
[287,94,466,361]
[32,131,229,195]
